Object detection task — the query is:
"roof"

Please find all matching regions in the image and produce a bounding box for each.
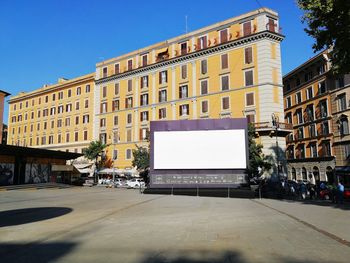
[0,90,11,97]
[0,144,83,160]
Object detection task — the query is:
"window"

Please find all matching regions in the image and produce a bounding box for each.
[128,79,132,92]
[180,42,187,55]
[85,99,89,108]
[103,67,107,78]
[75,132,79,142]
[140,94,149,106]
[83,115,89,124]
[246,93,254,106]
[76,87,81,95]
[75,101,79,110]
[102,86,107,97]
[99,133,106,144]
[159,71,167,84]
[245,70,253,86]
[57,134,61,144]
[141,76,148,89]
[65,117,70,127]
[221,75,229,91]
[296,109,303,124]
[268,18,276,32]
[126,129,132,142]
[179,104,189,116]
[318,65,326,75]
[100,118,106,127]
[68,89,72,97]
[58,92,63,99]
[57,119,62,128]
[127,59,133,71]
[159,108,166,119]
[100,102,107,113]
[86,84,90,93]
[220,28,228,43]
[322,141,331,157]
[318,81,326,94]
[125,97,133,108]
[310,143,317,157]
[58,105,64,114]
[115,83,119,95]
[43,109,49,117]
[309,123,317,137]
[45,96,48,103]
[306,86,313,100]
[139,128,149,141]
[335,76,345,88]
[243,21,252,36]
[37,123,40,131]
[113,150,118,160]
[340,118,349,135]
[66,133,70,143]
[44,122,47,130]
[126,149,132,160]
[197,35,207,49]
[295,92,302,104]
[286,97,292,108]
[140,111,149,122]
[305,105,314,122]
[287,147,294,160]
[321,121,329,135]
[127,113,132,124]
[142,54,148,67]
[344,144,350,159]
[52,94,56,101]
[319,100,328,118]
[338,94,347,111]
[159,89,167,103]
[221,54,228,69]
[201,60,207,75]
[246,114,255,123]
[200,80,208,95]
[179,85,188,99]
[114,116,118,126]
[181,65,187,79]
[245,47,253,64]
[114,63,120,74]
[75,116,79,125]
[304,72,313,82]
[112,99,120,111]
[222,97,230,110]
[201,100,208,114]
[296,78,301,86]
[42,136,46,145]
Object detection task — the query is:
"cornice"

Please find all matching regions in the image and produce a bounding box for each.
[96,31,284,85]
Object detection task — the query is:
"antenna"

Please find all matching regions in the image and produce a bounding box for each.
[185,15,188,34]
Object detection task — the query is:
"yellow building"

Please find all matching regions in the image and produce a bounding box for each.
[7,73,95,153]
[95,8,289,177]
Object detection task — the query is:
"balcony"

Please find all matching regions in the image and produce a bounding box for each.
[254,121,293,137]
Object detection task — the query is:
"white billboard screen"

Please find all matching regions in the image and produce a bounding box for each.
[154,130,247,169]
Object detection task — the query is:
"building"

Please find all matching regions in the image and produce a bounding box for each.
[94,8,289,177]
[330,73,350,186]
[7,73,95,154]
[7,8,289,178]
[0,90,11,143]
[283,50,350,185]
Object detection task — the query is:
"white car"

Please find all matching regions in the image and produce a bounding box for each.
[126,179,145,188]
[114,178,126,187]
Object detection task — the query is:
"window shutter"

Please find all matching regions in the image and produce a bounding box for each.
[221,54,228,69]
[139,129,142,140]
[245,47,252,64]
[179,105,183,116]
[243,21,251,36]
[220,29,228,43]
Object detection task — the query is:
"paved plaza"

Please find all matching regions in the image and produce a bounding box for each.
[0,186,349,263]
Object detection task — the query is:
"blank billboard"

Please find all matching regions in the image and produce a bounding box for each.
[154,129,247,169]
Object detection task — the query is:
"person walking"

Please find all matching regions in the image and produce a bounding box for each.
[300,183,307,200]
[337,181,345,204]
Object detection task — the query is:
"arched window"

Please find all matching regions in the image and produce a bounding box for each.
[326,166,334,184]
[313,166,320,182]
[302,167,307,181]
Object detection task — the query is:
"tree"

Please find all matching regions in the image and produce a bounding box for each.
[83,140,108,182]
[247,124,271,179]
[297,0,350,75]
[132,145,150,184]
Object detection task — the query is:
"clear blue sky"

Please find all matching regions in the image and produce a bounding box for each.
[0,0,315,123]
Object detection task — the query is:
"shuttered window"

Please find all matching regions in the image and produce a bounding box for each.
[221,54,228,69]
[222,97,230,110]
[114,64,119,74]
[243,21,252,36]
[247,114,255,123]
[246,93,254,106]
[201,60,207,75]
[201,101,208,113]
[201,80,208,95]
[245,70,253,86]
[181,65,187,79]
[245,47,253,64]
[127,59,133,71]
[221,75,229,91]
[128,79,132,92]
[220,29,228,43]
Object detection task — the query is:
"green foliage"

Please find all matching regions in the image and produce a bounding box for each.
[247,124,271,178]
[132,145,150,171]
[298,0,350,74]
[83,140,108,167]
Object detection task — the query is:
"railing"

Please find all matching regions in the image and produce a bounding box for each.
[254,122,293,130]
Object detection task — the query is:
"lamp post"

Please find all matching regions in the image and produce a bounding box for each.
[272,113,280,179]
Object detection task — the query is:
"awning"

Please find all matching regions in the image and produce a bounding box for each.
[98,168,123,174]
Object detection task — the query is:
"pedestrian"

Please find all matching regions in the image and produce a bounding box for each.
[300,183,307,200]
[309,185,315,200]
[337,181,345,204]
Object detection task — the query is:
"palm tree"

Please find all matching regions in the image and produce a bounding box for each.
[83,141,108,183]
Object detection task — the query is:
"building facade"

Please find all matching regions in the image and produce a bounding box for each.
[7,8,289,178]
[94,8,288,177]
[0,90,10,143]
[283,50,350,185]
[7,73,95,154]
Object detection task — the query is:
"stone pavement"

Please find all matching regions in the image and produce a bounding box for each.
[0,187,349,263]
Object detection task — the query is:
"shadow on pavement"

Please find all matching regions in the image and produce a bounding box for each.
[140,250,324,263]
[0,207,73,227]
[280,198,350,211]
[0,242,77,263]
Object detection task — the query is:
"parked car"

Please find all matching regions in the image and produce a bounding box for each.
[114,178,126,187]
[126,179,145,188]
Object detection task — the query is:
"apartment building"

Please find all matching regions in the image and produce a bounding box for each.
[94,8,289,177]
[283,50,350,184]
[7,73,95,153]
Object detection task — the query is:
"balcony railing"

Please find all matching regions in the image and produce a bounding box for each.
[254,122,293,130]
